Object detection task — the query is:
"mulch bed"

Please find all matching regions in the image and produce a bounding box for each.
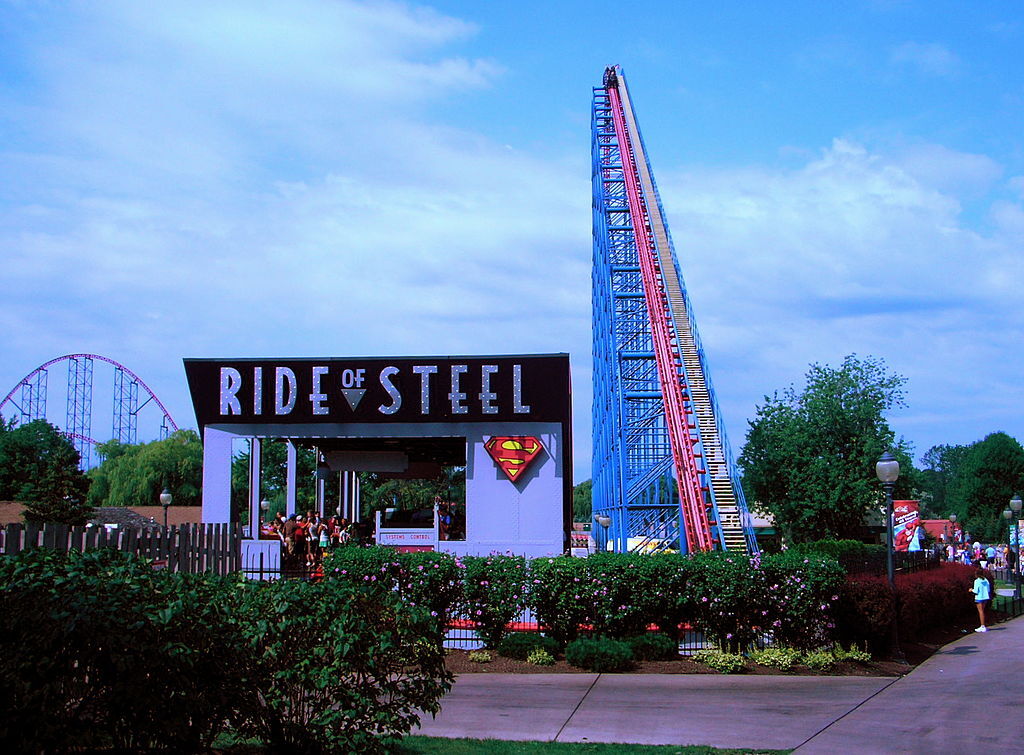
[445,614,986,677]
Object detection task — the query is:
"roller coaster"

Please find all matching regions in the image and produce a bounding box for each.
[1,354,178,469]
[591,66,758,555]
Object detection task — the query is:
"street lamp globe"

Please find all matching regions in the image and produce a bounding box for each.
[1004,508,1013,521]
[875,451,900,484]
[1010,496,1022,515]
[949,513,957,523]
[160,487,172,529]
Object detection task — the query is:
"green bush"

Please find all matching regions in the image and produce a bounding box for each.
[833,644,872,663]
[462,554,529,648]
[232,575,452,754]
[692,647,746,674]
[324,546,464,628]
[761,551,845,650]
[526,648,556,666]
[584,553,690,639]
[802,649,837,671]
[749,646,801,670]
[564,636,634,672]
[529,556,593,645]
[790,539,879,559]
[0,547,453,755]
[684,551,768,652]
[497,632,561,660]
[468,650,492,663]
[0,548,248,753]
[626,632,679,661]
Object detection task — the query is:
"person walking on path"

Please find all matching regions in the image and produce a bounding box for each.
[969,565,992,632]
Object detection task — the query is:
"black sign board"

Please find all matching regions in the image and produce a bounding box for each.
[184,354,571,429]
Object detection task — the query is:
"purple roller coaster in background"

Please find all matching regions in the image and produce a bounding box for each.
[0,354,178,469]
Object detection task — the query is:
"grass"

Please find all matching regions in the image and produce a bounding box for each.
[397,737,788,754]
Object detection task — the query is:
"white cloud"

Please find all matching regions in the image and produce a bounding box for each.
[658,139,1024,460]
[889,41,961,77]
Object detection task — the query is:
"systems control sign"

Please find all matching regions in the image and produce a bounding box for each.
[184,354,570,428]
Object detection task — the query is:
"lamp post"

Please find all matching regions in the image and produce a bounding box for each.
[160,487,172,529]
[1011,497,1023,597]
[875,451,905,663]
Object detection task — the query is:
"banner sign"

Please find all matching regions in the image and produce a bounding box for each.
[184,354,571,428]
[893,500,921,552]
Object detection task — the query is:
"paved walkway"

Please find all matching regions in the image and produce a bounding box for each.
[415,616,1024,751]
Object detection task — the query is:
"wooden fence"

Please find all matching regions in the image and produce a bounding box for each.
[0,522,242,576]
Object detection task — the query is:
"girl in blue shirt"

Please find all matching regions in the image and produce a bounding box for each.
[969,566,991,632]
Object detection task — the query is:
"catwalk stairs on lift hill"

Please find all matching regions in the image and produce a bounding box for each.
[615,78,749,556]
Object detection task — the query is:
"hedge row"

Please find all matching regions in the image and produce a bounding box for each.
[0,548,452,753]
[325,548,847,651]
[325,547,978,654]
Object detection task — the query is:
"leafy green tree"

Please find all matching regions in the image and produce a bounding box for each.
[358,467,465,520]
[0,419,92,525]
[573,479,592,523]
[230,440,320,521]
[947,432,1024,542]
[738,355,914,542]
[918,443,970,518]
[88,430,202,507]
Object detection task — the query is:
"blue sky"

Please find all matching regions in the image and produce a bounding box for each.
[1,0,1022,483]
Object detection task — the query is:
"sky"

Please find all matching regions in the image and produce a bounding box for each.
[1,0,1022,483]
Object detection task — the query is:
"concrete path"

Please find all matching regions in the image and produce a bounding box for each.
[415,616,1024,751]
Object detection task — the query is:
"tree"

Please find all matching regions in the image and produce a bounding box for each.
[87,431,202,508]
[230,440,321,522]
[0,420,92,525]
[738,355,914,542]
[947,432,1024,542]
[918,443,970,518]
[572,479,592,523]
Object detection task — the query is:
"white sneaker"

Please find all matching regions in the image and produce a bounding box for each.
[975,626,988,633]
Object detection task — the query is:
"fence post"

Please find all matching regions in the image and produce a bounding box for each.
[5,524,23,555]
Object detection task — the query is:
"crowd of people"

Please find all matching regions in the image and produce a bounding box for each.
[942,540,1021,574]
[260,511,361,569]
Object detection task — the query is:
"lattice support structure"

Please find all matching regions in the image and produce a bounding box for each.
[17,368,48,424]
[113,366,140,445]
[66,355,94,468]
[592,66,758,555]
[2,354,180,471]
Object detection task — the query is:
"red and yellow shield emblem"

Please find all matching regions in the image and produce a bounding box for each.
[484,436,544,482]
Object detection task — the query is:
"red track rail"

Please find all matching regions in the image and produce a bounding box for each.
[606,81,714,553]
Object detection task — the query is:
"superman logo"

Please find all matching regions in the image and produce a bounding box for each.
[484,436,544,482]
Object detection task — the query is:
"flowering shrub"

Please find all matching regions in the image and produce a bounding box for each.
[461,554,528,648]
[760,551,845,649]
[323,547,463,629]
[585,553,690,639]
[684,551,769,652]
[528,556,593,645]
[468,650,492,663]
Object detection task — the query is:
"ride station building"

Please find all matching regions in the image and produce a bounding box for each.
[184,353,572,562]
